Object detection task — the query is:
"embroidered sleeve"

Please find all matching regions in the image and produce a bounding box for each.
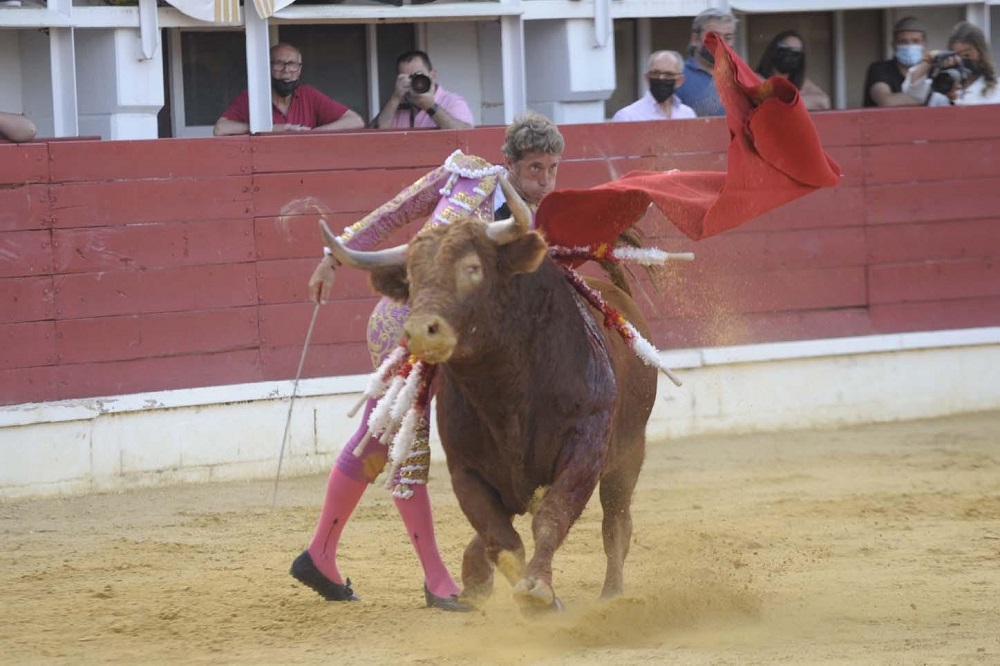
[338,166,450,250]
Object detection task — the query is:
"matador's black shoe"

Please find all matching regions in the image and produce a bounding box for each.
[424,584,475,612]
[290,550,360,602]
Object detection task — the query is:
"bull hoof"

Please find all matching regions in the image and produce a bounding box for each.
[512,578,564,613]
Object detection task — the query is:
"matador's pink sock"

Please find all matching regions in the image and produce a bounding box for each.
[307,467,368,585]
[394,483,462,599]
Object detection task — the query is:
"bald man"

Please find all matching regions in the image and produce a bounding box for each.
[612,50,695,121]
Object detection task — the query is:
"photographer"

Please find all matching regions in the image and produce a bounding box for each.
[902,21,1000,107]
[373,51,474,130]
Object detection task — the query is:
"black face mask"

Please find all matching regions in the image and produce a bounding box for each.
[698,45,715,66]
[962,58,980,75]
[649,79,676,103]
[271,77,299,98]
[773,47,803,75]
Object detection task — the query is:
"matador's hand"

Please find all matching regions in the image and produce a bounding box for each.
[308,256,337,304]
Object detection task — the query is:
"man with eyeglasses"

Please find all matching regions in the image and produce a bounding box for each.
[213,43,364,136]
[674,8,738,117]
[611,51,695,122]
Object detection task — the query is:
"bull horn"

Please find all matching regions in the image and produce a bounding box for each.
[486,174,533,245]
[320,219,408,270]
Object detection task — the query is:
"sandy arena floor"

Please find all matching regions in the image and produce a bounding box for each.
[2,411,999,665]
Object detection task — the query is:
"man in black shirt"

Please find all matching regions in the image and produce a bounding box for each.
[863,16,928,107]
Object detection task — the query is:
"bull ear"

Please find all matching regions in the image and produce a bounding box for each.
[370,266,409,302]
[498,231,548,275]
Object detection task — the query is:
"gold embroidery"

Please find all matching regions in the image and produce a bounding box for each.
[367,297,409,368]
[397,419,431,484]
[434,206,467,224]
[450,191,484,209]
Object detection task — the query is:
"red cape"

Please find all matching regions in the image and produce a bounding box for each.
[536,33,841,247]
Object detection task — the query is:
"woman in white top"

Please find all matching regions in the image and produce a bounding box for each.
[902,21,1000,106]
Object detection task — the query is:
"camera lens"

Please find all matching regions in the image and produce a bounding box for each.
[410,73,432,95]
[930,69,961,95]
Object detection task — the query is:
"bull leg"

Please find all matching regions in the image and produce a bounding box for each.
[519,454,603,611]
[460,534,494,602]
[598,454,642,598]
[450,467,524,598]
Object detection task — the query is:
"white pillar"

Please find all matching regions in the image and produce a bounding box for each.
[48,0,78,137]
[965,3,990,35]
[636,17,651,96]
[366,24,379,121]
[833,10,847,110]
[245,7,272,134]
[500,13,526,124]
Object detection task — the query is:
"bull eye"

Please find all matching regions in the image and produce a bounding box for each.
[455,254,484,297]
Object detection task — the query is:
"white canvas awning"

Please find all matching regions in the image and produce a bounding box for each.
[729,0,969,11]
[163,0,295,23]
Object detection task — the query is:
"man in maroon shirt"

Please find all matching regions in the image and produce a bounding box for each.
[213,43,364,135]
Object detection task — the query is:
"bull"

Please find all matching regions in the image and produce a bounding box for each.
[324,176,657,611]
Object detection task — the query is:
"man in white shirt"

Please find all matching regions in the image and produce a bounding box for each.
[612,51,696,122]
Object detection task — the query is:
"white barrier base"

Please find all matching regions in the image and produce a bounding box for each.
[2,328,999,499]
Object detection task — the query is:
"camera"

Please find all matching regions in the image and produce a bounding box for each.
[928,51,971,96]
[409,73,432,95]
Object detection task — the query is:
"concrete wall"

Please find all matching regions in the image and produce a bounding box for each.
[526,19,617,123]
[476,21,505,127]
[426,21,483,127]
[18,29,54,139]
[0,33,24,113]
[76,28,164,140]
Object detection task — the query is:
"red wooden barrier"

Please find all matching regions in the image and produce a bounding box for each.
[2,106,999,406]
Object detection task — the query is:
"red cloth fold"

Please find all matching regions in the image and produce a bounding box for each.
[536,33,841,248]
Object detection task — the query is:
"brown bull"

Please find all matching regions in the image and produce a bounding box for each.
[325,177,657,611]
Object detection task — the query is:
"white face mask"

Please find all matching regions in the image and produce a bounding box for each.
[895,44,924,67]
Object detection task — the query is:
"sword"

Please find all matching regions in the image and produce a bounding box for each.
[271,302,322,508]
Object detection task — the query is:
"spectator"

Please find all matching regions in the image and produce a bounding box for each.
[674,8,737,117]
[611,51,696,122]
[373,50,473,130]
[862,16,927,107]
[902,21,1000,106]
[755,30,831,111]
[0,111,36,142]
[213,43,364,135]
